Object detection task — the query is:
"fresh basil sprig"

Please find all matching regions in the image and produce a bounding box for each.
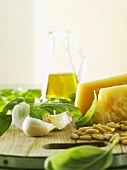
[75,91,98,126]
[0,115,12,136]
[0,97,6,111]
[0,88,42,105]
[44,137,119,170]
[0,97,24,136]
[0,88,82,136]
[24,94,35,107]
[30,108,48,120]
[0,88,41,137]
[30,103,82,120]
[2,97,24,112]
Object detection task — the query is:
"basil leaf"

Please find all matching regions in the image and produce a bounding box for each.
[30,102,82,119]
[75,93,98,126]
[67,93,76,103]
[39,103,82,118]
[0,110,8,115]
[2,97,24,112]
[0,115,12,136]
[0,88,41,102]
[0,97,6,111]
[44,137,119,170]
[40,103,66,114]
[0,97,6,105]
[24,94,34,107]
[44,145,105,170]
[26,89,41,98]
[30,108,49,120]
[0,89,14,97]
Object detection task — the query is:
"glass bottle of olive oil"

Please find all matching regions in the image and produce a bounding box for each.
[46,73,78,99]
[42,31,85,101]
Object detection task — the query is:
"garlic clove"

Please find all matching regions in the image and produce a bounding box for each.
[12,102,30,130]
[43,111,72,130]
[22,117,55,137]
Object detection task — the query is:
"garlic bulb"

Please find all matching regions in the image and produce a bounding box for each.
[43,111,72,129]
[22,117,55,137]
[12,102,30,130]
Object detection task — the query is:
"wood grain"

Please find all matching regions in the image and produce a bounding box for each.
[0,123,76,157]
[0,122,125,158]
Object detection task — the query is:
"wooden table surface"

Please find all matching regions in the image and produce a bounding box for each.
[0,123,127,169]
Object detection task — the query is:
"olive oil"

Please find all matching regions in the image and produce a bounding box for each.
[46,73,78,99]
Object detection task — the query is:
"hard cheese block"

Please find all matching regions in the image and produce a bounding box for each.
[91,84,127,124]
[75,73,127,116]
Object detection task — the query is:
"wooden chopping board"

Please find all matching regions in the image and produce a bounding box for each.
[0,123,127,170]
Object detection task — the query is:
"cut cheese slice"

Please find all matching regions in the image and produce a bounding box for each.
[91,85,127,124]
[75,73,127,116]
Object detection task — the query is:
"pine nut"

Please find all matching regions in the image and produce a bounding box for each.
[120,124,125,127]
[110,133,120,143]
[72,121,127,145]
[73,130,78,134]
[110,128,116,133]
[100,124,113,132]
[92,134,105,140]
[93,124,107,133]
[121,121,127,125]
[120,133,127,137]
[79,126,92,132]
[121,137,127,141]
[79,135,92,140]
[104,133,113,140]
[76,131,83,136]
[79,132,87,136]
[122,140,127,145]
[107,122,120,128]
[86,129,99,134]
[121,126,127,131]
[71,133,79,139]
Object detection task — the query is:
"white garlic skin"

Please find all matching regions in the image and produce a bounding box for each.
[43,111,72,130]
[22,117,55,137]
[12,102,30,130]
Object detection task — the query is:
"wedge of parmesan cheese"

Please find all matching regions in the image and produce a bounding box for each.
[91,85,127,124]
[75,73,127,116]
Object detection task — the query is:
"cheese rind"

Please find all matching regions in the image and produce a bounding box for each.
[75,73,127,116]
[91,85,127,124]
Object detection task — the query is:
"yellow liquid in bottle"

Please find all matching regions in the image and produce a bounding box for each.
[46,73,78,99]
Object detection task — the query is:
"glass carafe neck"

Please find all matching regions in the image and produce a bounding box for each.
[48,31,75,74]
